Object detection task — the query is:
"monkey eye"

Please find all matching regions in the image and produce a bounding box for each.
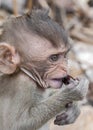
[49,54,60,62]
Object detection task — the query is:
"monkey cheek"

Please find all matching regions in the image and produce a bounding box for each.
[48,80,63,89]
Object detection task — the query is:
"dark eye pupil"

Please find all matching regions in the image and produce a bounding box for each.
[50,55,58,61]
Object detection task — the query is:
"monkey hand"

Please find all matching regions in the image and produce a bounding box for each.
[61,77,89,101]
[54,102,80,126]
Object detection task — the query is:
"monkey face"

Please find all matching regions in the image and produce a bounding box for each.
[20,35,70,89]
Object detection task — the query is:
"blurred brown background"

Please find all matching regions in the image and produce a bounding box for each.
[0,0,93,130]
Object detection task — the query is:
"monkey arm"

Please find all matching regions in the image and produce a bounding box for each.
[12,78,88,130]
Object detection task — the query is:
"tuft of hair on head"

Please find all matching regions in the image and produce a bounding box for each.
[27,9,50,20]
[1,9,69,48]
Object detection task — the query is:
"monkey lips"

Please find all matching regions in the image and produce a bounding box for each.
[48,75,77,88]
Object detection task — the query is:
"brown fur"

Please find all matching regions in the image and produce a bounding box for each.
[0,9,89,130]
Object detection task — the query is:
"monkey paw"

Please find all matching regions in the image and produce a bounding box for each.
[62,77,89,101]
[54,103,80,126]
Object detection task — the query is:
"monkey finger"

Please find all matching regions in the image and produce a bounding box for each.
[55,113,68,121]
[54,107,80,126]
[54,119,67,126]
[54,115,68,125]
[65,109,80,125]
[66,78,89,101]
[73,78,89,100]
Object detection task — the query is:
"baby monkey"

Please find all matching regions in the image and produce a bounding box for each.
[0,10,89,130]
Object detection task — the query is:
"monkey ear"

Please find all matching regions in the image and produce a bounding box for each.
[0,43,20,74]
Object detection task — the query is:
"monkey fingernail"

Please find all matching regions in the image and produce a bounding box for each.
[54,119,68,126]
[56,113,68,121]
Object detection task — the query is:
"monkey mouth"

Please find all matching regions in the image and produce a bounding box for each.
[48,78,63,88]
[50,75,75,88]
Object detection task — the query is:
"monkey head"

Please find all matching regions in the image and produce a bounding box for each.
[20,33,70,89]
[0,10,70,89]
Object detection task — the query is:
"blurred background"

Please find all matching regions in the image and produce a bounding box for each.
[0,0,93,130]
